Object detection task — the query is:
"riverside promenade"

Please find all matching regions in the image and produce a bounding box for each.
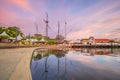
[0,47,37,80]
[0,44,65,80]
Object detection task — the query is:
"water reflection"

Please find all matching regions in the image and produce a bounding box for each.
[31,48,120,80]
[33,49,67,60]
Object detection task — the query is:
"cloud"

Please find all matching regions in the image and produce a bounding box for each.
[3,0,32,12]
[111,28,120,36]
[0,0,120,39]
[0,7,18,26]
[66,0,120,39]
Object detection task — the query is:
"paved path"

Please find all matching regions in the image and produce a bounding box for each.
[0,48,37,80]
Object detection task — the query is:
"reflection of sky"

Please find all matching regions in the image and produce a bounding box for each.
[31,49,120,80]
[67,51,120,74]
[0,0,120,39]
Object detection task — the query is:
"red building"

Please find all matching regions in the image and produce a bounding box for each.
[94,39,110,43]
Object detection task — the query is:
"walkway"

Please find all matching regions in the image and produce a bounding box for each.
[0,48,37,80]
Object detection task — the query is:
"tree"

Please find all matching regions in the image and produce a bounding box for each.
[5,26,23,38]
[0,27,5,34]
[109,40,114,43]
[55,35,64,43]
[55,35,64,40]
[37,36,42,41]
[34,34,42,41]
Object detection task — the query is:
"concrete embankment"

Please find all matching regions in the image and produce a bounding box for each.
[0,47,38,80]
[0,45,66,80]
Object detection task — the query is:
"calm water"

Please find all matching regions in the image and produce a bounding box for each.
[31,48,120,80]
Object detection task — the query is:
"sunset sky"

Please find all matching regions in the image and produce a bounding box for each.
[0,0,120,40]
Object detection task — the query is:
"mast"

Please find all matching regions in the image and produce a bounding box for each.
[43,12,49,37]
[34,22,38,34]
[58,21,60,37]
[65,21,67,40]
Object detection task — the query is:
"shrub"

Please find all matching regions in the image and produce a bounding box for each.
[0,35,10,39]
[46,40,57,44]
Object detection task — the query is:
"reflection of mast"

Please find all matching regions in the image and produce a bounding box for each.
[45,56,48,72]
[58,58,60,73]
[44,55,48,80]
[90,49,94,56]
[65,54,67,73]
[57,51,60,73]
[64,52,67,79]
[45,69,48,80]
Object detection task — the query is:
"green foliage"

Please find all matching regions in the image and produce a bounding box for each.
[0,26,24,39]
[5,26,23,38]
[36,36,42,41]
[34,54,42,60]
[0,35,10,39]
[26,35,30,39]
[0,27,5,34]
[55,35,64,40]
[46,40,57,44]
[109,40,114,43]
[20,32,24,37]
[26,35,42,41]
[30,36,36,39]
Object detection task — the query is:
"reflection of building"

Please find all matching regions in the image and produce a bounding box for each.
[94,51,109,55]
[78,48,111,55]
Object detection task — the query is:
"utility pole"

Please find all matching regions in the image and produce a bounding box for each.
[43,13,49,37]
[65,21,67,40]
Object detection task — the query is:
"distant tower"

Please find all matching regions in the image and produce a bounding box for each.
[43,12,49,37]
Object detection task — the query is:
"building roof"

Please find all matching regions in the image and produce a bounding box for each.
[94,38,110,42]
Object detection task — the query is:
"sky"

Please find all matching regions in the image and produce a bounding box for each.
[0,0,120,40]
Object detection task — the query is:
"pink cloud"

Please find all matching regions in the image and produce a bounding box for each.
[0,7,18,26]
[4,0,32,12]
